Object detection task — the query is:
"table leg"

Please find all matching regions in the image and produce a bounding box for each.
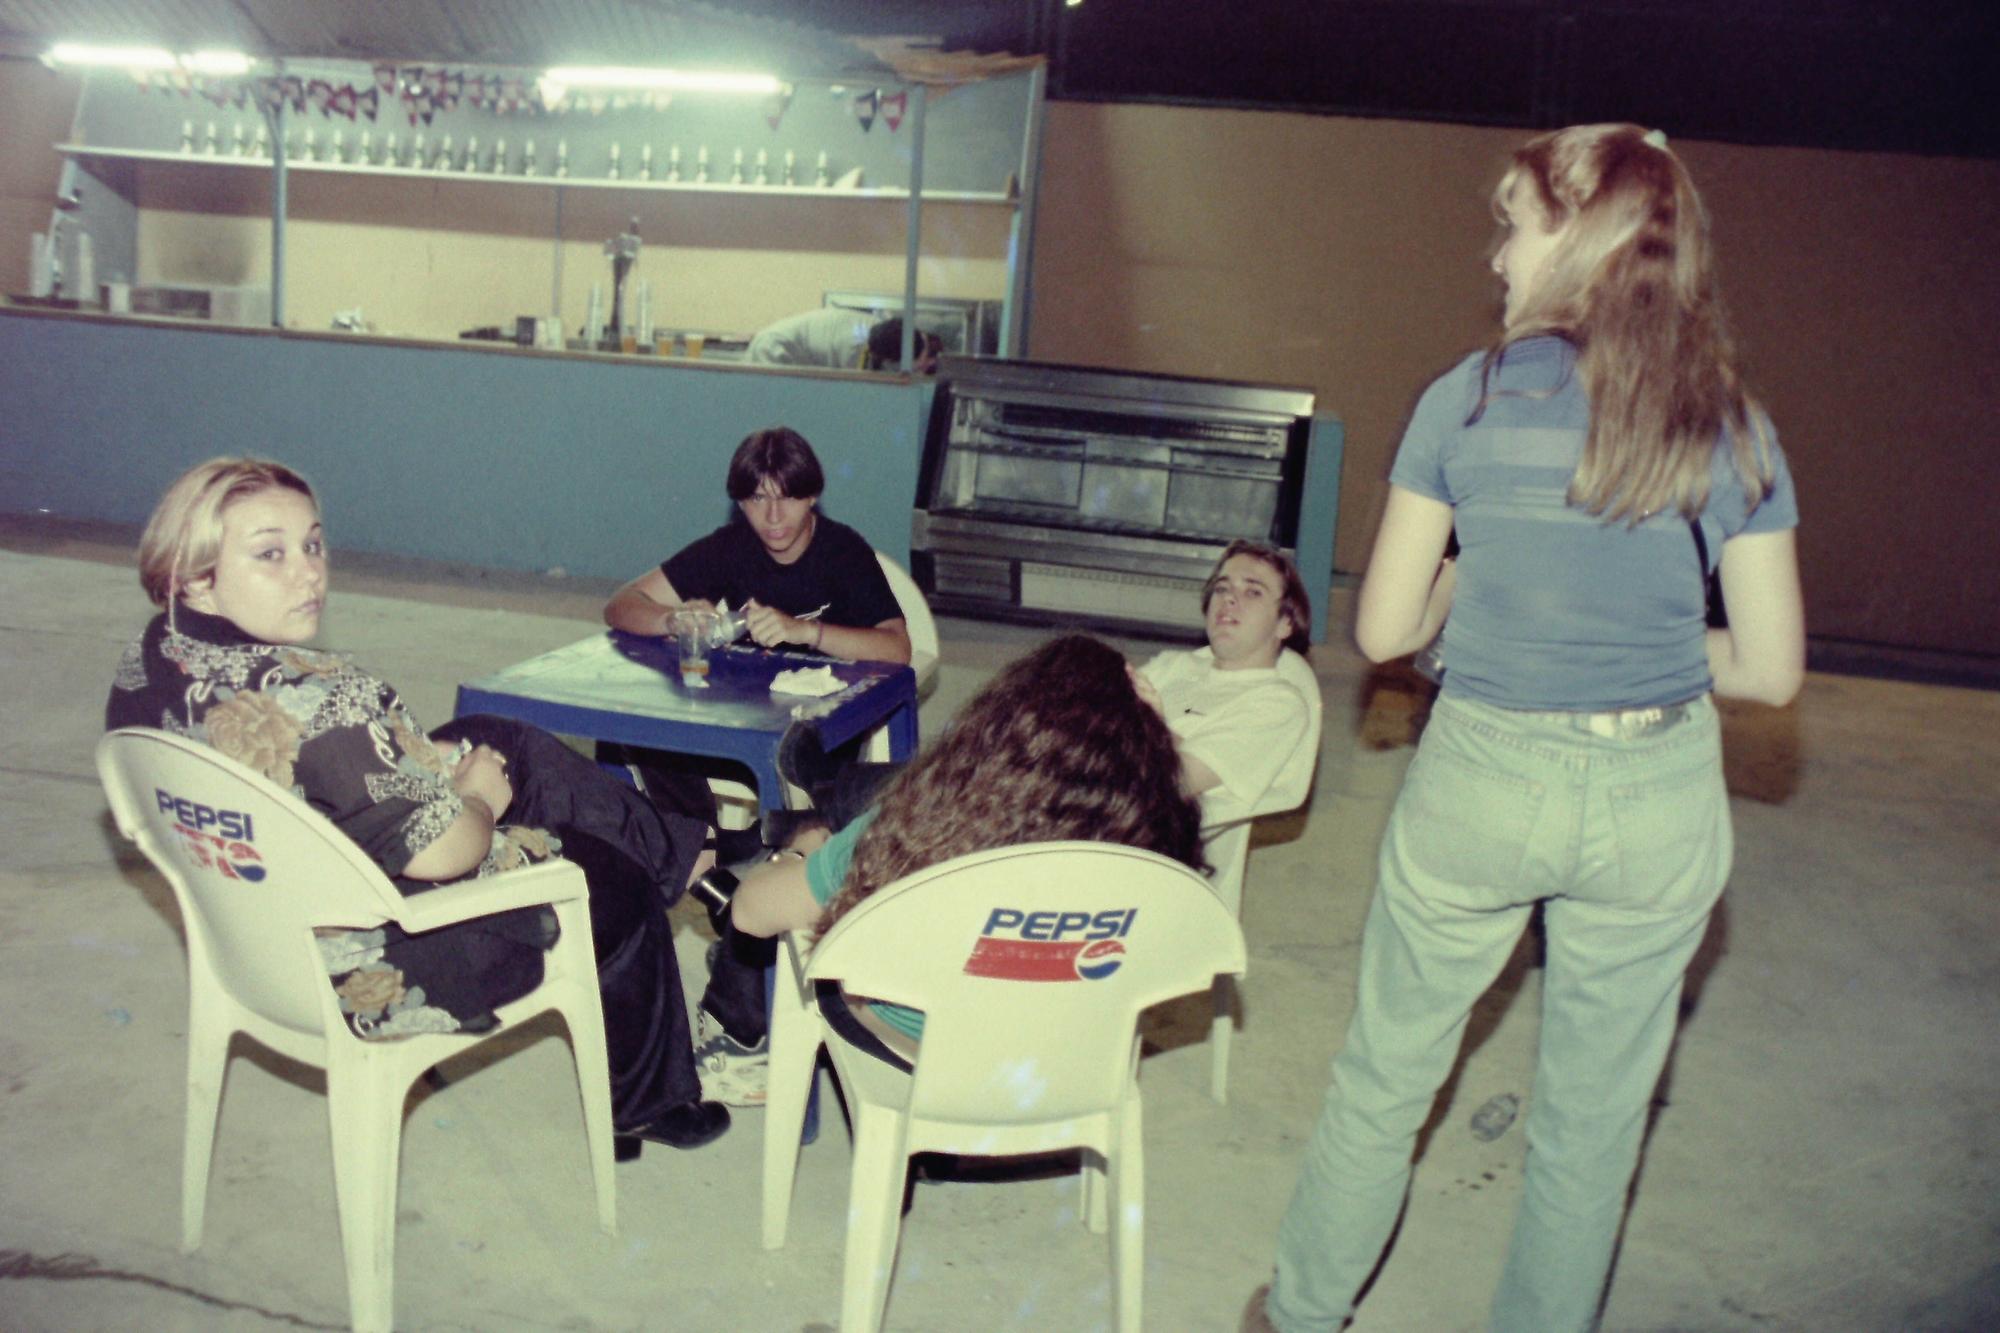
[887,699,919,763]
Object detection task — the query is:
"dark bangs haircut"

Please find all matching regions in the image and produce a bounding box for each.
[725,426,825,501]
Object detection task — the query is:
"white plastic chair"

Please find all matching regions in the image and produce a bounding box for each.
[1200,647,1322,1103]
[875,548,939,700]
[760,841,1246,1332]
[96,728,616,1333]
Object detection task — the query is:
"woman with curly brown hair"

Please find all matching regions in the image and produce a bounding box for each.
[725,632,1206,1069]
[106,457,730,1156]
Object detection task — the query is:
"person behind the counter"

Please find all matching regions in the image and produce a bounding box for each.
[743,308,943,373]
[602,425,911,664]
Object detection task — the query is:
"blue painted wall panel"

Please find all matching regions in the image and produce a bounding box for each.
[0,311,926,580]
[1,311,1339,640]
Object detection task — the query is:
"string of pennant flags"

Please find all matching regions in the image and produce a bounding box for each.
[132,65,913,132]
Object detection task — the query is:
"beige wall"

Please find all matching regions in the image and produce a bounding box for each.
[1030,101,2000,656]
[8,57,1997,655]
[128,164,1010,341]
[0,62,79,293]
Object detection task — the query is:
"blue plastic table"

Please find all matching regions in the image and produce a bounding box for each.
[455,630,917,1145]
[453,630,919,809]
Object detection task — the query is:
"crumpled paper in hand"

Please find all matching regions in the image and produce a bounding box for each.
[769,666,843,697]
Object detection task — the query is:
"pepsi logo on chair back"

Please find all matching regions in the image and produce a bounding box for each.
[963,907,1137,982]
[155,788,266,882]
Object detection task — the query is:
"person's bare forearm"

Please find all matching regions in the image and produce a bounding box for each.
[1706,627,1801,706]
[815,621,912,665]
[403,795,495,881]
[604,586,678,636]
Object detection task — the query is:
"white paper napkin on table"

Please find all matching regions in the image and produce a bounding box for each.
[769,666,843,697]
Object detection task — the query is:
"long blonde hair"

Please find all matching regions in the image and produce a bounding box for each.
[1487,123,1773,523]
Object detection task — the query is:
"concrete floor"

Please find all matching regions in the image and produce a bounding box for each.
[3,519,1997,1332]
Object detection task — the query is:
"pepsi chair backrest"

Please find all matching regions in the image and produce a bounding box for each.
[97,728,407,1038]
[804,841,1246,1127]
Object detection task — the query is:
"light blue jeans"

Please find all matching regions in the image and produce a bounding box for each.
[1270,693,1732,1333]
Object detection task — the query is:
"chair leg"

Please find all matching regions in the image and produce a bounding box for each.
[1083,1152,1108,1234]
[325,1053,406,1333]
[562,992,618,1237]
[1110,1097,1146,1333]
[180,986,232,1252]
[841,1105,909,1333]
[762,960,821,1249]
[1209,974,1235,1105]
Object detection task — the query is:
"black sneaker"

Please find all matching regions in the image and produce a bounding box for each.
[775,721,839,805]
[614,1100,731,1160]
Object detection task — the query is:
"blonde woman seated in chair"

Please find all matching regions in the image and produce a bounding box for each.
[107,458,730,1157]
[723,634,1206,1072]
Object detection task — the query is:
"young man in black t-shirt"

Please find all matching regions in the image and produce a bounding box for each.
[604,426,910,663]
[603,427,912,1104]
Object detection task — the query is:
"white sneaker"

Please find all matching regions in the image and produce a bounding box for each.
[694,1010,769,1107]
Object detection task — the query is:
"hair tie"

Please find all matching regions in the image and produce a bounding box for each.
[1641,128,1669,150]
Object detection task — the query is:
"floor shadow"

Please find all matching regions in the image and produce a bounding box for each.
[1410,923,1539,1163]
[1352,664,1438,753]
[1717,698,1803,804]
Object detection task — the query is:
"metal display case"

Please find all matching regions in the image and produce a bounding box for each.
[911,357,1315,636]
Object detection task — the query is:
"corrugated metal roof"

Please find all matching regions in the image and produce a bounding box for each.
[0,0,884,78]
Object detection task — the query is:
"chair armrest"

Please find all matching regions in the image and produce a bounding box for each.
[392,858,589,935]
[1200,813,1254,840]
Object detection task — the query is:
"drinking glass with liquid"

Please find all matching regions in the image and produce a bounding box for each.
[673,609,717,688]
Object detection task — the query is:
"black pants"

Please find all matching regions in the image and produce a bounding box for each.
[430,716,709,1125]
[696,758,904,1047]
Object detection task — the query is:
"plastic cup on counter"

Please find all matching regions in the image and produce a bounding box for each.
[685,332,706,359]
[673,609,716,689]
[620,329,638,354]
[656,333,673,356]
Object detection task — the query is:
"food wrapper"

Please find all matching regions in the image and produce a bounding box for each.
[769,665,843,697]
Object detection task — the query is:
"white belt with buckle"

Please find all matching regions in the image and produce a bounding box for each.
[1578,703,1691,739]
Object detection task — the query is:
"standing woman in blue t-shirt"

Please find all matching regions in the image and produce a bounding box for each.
[1248,125,1804,1333]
